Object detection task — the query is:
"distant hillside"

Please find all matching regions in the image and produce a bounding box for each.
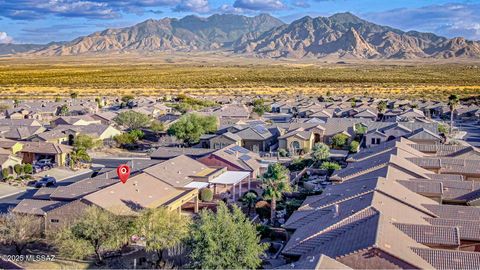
[16,12,480,59]
[234,13,480,59]
[0,43,45,55]
[31,14,284,56]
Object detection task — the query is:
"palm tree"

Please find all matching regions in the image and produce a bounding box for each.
[70,147,91,168]
[261,163,291,225]
[448,94,459,134]
[312,143,330,164]
[242,192,258,216]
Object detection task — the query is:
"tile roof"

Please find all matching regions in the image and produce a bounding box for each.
[425,218,480,241]
[412,248,480,270]
[83,173,188,216]
[278,254,351,269]
[397,179,443,196]
[12,199,67,215]
[150,147,214,159]
[21,141,72,154]
[50,177,118,201]
[422,204,480,221]
[207,145,261,173]
[32,187,57,200]
[143,155,208,188]
[394,223,460,246]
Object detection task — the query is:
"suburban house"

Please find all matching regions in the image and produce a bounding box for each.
[51,115,101,127]
[0,148,23,177]
[0,126,46,141]
[92,111,118,125]
[12,199,89,232]
[233,125,278,153]
[0,138,23,154]
[282,176,480,269]
[52,124,122,141]
[208,132,242,149]
[278,128,315,154]
[20,141,72,166]
[198,145,262,178]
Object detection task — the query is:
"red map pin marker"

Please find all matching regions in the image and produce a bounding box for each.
[117,164,131,184]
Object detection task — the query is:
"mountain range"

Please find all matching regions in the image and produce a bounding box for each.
[7,12,480,59]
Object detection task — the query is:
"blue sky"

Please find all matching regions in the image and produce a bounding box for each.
[0,0,479,44]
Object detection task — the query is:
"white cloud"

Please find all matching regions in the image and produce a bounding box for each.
[0,32,13,43]
[173,0,210,13]
[363,3,480,40]
[233,0,286,11]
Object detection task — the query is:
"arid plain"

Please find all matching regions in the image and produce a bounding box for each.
[1,53,479,100]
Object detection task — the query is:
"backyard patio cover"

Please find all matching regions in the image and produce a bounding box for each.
[209,171,250,185]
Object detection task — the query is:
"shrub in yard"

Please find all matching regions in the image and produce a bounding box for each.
[200,188,213,202]
[2,168,9,180]
[255,200,271,220]
[256,224,271,239]
[23,164,33,174]
[320,161,342,171]
[350,141,360,153]
[14,164,23,175]
[278,149,288,157]
[331,133,349,149]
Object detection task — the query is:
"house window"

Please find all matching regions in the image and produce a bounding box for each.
[50,219,60,223]
[371,138,376,145]
[376,138,381,144]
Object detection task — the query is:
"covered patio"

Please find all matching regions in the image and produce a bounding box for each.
[209,171,251,201]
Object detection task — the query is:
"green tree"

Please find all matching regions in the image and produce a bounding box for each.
[189,202,267,269]
[252,99,270,116]
[59,104,69,116]
[2,168,9,180]
[377,100,388,114]
[350,141,360,153]
[136,208,190,268]
[448,94,459,134]
[121,95,134,103]
[0,212,42,254]
[200,188,213,202]
[331,133,349,149]
[56,206,127,262]
[354,123,368,136]
[242,192,258,215]
[438,123,449,135]
[320,161,341,171]
[114,130,144,147]
[114,111,151,130]
[70,148,91,168]
[167,113,218,145]
[129,129,144,140]
[23,164,33,174]
[261,163,291,225]
[311,143,330,162]
[14,164,23,175]
[150,120,165,133]
[70,92,78,99]
[73,134,101,150]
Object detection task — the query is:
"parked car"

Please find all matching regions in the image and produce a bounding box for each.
[34,159,54,172]
[34,176,57,188]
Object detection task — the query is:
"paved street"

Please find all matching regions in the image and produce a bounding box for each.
[0,170,93,213]
[456,121,480,147]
